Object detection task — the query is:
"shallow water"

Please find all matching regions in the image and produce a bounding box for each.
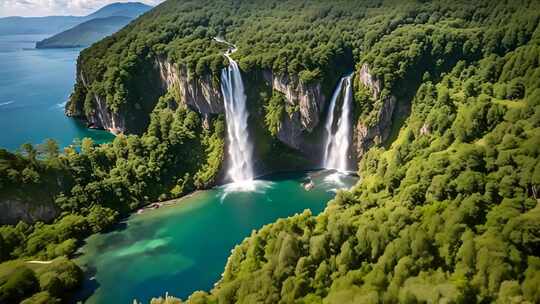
[75,170,357,303]
[0,34,114,150]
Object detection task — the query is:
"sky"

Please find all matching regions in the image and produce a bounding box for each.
[0,0,164,17]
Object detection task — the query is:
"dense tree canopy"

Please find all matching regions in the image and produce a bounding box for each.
[0,90,224,302]
[174,31,540,303]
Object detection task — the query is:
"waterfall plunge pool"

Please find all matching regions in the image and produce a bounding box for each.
[73,170,357,303]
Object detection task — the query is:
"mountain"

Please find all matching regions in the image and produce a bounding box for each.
[35,16,132,48]
[0,2,151,36]
[0,16,81,35]
[65,0,539,303]
[35,2,151,49]
[86,2,152,19]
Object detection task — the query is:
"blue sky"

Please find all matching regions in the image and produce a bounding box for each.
[0,0,163,17]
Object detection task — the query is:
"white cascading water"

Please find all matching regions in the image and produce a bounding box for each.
[322,74,354,172]
[220,47,255,183]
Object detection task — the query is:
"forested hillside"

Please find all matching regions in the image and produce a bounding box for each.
[1,0,539,303]
[0,92,224,302]
[171,40,540,304]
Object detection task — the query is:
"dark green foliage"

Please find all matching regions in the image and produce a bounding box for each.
[3,0,540,303]
[264,91,286,137]
[125,1,540,303]
[0,266,38,303]
[0,258,82,304]
[1,82,223,303]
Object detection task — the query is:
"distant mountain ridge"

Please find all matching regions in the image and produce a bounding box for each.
[86,2,151,19]
[32,2,152,49]
[35,16,133,49]
[0,2,151,36]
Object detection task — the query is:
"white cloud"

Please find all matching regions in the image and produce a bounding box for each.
[0,0,163,17]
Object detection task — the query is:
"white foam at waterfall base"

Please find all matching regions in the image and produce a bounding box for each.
[322,171,350,193]
[218,180,274,203]
[322,74,354,172]
[220,50,255,183]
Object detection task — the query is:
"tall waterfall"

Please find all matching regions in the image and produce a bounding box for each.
[220,49,255,183]
[322,74,354,172]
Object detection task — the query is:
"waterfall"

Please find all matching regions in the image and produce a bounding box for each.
[220,49,255,183]
[322,74,354,172]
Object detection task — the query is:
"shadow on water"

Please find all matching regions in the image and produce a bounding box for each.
[70,170,358,303]
[69,221,130,303]
[70,265,100,304]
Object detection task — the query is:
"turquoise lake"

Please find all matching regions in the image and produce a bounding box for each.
[75,171,357,303]
[0,34,114,151]
[0,34,358,304]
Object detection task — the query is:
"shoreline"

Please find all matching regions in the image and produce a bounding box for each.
[134,169,357,216]
[136,189,205,215]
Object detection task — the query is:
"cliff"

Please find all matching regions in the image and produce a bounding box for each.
[66,71,127,134]
[353,64,396,159]
[156,57,329,162]
[68,54,348,175]
[262,71,326,152]
[156,57,224,115]
[0,199,59,225]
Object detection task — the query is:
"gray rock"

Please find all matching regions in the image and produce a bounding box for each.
[262,70,325,151]
[156,57,224,114]
[353,64,397,159]
[0,199,59,225]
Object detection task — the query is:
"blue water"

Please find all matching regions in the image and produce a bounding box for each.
[75,171,357,303]
[0,34,114,151]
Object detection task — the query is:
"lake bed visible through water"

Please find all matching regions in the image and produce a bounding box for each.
[75,170,357,303]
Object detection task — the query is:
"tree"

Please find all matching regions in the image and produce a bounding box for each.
[0,266,39,303]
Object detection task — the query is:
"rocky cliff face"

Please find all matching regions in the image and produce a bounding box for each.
[68,54,334,172]
[65,71,127,134]
[262,70,325,151]
[156,57,224,115]
[0,199,59,225]
[353,64,397,159]
[157,61,327,155]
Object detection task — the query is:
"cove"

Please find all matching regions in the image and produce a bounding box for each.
[74,170,357,303]
[0,34,114,150]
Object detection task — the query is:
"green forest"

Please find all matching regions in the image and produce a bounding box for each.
[2,0,540,303]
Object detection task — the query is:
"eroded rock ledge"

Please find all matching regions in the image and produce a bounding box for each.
[0,199,59,225]
[353,63,397,159]
[156,57,223,115]
[262,70,325,151]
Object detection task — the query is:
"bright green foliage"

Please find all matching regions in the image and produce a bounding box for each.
[20,291,61,304]
[35,258,83,298]
[125,1,540,303]
[2,0,540,303]
[0,266,38,303]
[0,258,82,304]
[264,91,286,137]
